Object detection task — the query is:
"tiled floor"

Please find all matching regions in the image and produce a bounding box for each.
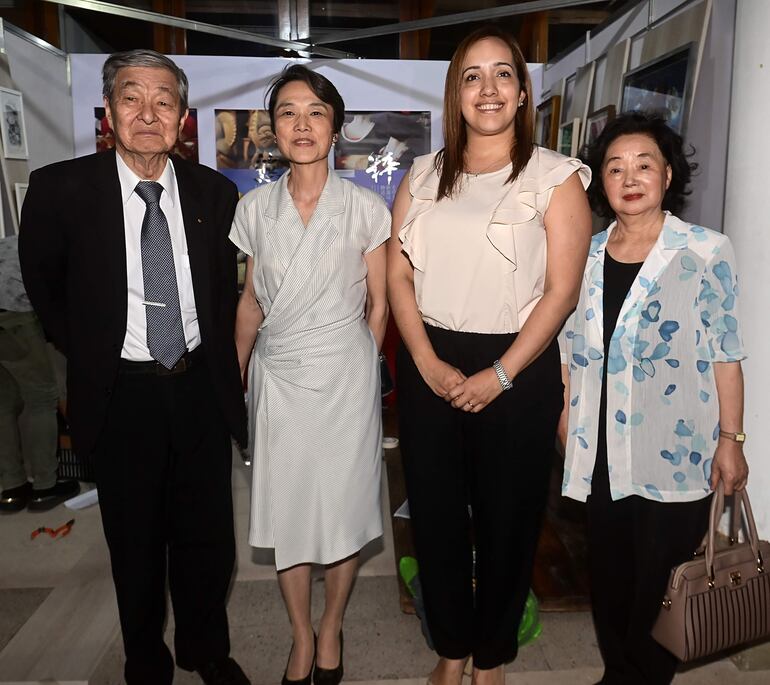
[0,450,767,684]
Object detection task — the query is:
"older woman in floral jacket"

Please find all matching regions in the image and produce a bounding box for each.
[559,112,748,685]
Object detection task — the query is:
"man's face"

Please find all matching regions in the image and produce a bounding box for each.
[104,66,187,158]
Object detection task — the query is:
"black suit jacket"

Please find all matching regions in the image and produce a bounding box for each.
[19,150,248,456]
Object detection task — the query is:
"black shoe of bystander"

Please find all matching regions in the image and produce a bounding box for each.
[0,481,32,513]
[28,479,80,512]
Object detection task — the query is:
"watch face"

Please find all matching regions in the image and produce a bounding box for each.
[736,433,746,443]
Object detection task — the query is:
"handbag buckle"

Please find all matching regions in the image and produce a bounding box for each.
[758,553,765,574]
[730,571,742,586]
[708,571,715,590]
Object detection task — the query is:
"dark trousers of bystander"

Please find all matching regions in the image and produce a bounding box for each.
[0,310,59,490]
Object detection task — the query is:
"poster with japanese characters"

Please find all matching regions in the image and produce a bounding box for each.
[214,109,290,194]
[211,109,431,206]
[334,111,431,208]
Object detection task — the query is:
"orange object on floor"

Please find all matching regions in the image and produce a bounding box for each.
[30,518,75,540]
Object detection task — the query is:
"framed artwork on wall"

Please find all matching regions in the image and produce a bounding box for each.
[620,43,696,136]
[0,178,5,238]
[603,38,631,110]
[584,105,616,147]
[558,118,581,157]
[536,95,561,150]
[14,182,28,221]
[0,87,28,159]
[572,62,596,134]
[561,75,575,124]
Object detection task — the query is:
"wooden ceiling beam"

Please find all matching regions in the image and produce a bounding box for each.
[152,0,187,54]
[548,9,610,24]
[399,0,435,60]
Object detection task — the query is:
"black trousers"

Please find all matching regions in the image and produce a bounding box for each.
[397,325,563,669]
[92,354,236,685]
[587,443,711,685]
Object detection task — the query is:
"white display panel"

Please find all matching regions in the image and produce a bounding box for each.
[71,54,542,172]
[70,55,450,171]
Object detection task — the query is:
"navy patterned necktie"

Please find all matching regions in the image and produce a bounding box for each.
[135,181,187,370]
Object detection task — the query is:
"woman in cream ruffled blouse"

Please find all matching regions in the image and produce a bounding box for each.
[387,26,592,685]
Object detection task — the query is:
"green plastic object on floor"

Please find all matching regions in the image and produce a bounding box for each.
[399,556,542,647]
[517,589,542,646]
[399,556,420,595]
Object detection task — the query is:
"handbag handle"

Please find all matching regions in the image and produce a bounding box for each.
[693,488,743,556]
[704,483,764,583]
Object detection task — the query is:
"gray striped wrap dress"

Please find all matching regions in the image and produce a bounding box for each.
[229,169,389,570]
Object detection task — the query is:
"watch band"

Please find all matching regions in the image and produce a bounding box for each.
[719,430,747,443]
[492,359,513,391]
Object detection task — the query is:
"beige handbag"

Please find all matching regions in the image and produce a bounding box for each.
[652,483,770,662]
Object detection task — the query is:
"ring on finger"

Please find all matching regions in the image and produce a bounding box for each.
[468,401,474,408]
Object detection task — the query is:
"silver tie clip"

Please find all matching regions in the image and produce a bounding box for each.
[143,300,167,307]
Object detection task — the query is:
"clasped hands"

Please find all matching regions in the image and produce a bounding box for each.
[419,357,502,413]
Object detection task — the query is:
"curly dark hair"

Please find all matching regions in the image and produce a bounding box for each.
[265,64,345,134]
[583,112,697,218]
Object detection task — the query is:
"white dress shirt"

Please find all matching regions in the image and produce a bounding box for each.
[116,153,200,361]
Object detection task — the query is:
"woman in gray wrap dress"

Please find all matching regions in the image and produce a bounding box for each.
[230,65,390,685]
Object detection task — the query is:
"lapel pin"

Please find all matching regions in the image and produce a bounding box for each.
[197,217,204,223]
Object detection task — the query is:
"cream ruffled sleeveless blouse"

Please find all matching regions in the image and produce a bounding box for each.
[399,146,591,334]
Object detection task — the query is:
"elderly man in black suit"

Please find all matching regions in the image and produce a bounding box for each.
[19,50,249,685]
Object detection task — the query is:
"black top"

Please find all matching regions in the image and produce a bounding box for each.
[593,250,644,492]
[602,251,644,354]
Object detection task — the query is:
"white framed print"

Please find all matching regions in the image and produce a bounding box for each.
[0,180,5,238]
[0,87,28,159]
[14,182,28,221]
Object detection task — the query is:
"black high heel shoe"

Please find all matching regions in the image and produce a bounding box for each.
[312,631,343,685]
[282,633,316,685]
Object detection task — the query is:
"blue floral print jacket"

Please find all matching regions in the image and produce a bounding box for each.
[562,213,745,503]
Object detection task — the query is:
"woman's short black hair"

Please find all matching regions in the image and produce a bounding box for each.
[583,112,697,218]
[265,64,345,134]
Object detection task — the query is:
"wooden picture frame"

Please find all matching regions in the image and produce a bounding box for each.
[0,87,28,160]
[558,118,581,157]
[536,95,561,150]
[621,43,696,136]
[584,105,616,148]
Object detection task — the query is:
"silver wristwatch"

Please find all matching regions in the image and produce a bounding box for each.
[492,359,513,391]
